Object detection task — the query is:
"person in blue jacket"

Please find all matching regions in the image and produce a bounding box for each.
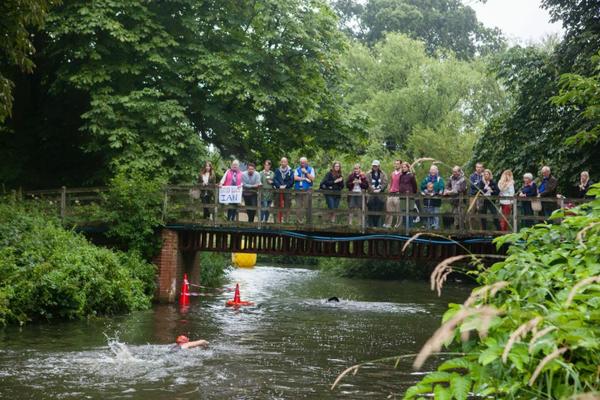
[272,157,294,223]
[294,157,316,223]
[518,172,538,227]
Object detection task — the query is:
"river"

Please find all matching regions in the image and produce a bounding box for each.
[0,264,470,399]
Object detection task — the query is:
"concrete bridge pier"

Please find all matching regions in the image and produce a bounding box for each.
[154,229,200,303]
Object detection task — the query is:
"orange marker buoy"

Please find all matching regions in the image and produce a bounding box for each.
[226,283,254,307]
[179,273,190,306]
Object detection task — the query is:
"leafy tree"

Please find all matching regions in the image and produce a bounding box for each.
[542,0,600,72]
[343,34,508,168]
[1,0,358,188]
[552,52,600,147]
[330,0,505,59]
[0,0,56,123]
[471,0,600,192]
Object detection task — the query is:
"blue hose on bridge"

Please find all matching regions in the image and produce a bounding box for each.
[165,224,496,246]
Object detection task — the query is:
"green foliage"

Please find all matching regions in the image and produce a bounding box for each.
[1,0,360,188]
[552,52,600,147]
[405,186,600,399]
[257,254,320,266]
[342,34,508,167]
[83,89,205,181]
[0,0,57,123]
[319,257,432,280]
[0,201,155,326]
[198,252,232,288]
[471,1,600,190]
[330,0,505,59]
[99,170,165,259]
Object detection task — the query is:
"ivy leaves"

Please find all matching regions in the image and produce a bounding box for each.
[405,190,600,399]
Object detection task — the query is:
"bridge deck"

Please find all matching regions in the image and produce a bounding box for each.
[20,185,588,260]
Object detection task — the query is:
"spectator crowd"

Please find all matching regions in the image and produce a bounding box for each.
[195,157,593,232]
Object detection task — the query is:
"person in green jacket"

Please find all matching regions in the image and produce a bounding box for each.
[419,165,445,193]
[420,165,445,229]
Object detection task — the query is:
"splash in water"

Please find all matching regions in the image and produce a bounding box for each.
[104,333,144,363]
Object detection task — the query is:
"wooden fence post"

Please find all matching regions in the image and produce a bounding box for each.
[458,194,465,234]
[361,192,366,233]
[161,187,169,223]
[213,186,219,227]
[60,186,67,222]
[307,191,313,226]
[512,197,518,233]
[257,189,262,229]
[405,195,410,235]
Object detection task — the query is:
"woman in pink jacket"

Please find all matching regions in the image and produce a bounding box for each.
[219,159,243,221]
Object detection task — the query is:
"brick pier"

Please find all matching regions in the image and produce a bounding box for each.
[154,229,200,303]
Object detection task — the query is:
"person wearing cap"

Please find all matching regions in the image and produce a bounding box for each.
[171,335,209,351]
[366,160,388,227]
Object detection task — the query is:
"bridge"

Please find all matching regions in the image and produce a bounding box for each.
[21,185,587,302]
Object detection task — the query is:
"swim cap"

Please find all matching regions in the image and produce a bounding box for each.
[176,335,190,344]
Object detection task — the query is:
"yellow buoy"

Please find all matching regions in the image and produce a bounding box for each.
[232,253,257,268]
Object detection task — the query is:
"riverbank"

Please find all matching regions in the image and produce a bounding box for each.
[0,201,155,326]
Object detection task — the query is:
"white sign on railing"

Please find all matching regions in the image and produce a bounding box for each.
[219,186,243,204]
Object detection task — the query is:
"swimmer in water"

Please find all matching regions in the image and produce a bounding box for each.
[171,335,209,351]
[327,296,340,302]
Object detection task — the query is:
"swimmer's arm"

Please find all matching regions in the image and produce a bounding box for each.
[180,339,209,349]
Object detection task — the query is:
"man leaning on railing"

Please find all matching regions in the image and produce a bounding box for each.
[242,163,261,223]
[293,157,315,224]
[443,166,467,230]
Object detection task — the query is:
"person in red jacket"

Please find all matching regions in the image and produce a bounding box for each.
[384,160,403,228]
[346,163,369,225]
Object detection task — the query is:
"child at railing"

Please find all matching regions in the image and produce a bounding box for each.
[422,182,440,230]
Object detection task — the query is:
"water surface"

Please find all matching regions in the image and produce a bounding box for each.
[0,265,470,399]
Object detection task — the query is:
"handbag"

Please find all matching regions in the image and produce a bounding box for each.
[319,181,331,190]
[189,188,201,200]
[531,198,542,212]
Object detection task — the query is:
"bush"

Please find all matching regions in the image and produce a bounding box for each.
[199,252,232,288]
[405,186,600,399]
[0,201,155,326]
[319,257,434,280]
[99,169,165,258]
[257,254,320,266]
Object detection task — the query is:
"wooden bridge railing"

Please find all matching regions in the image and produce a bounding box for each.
[21,185,589,237]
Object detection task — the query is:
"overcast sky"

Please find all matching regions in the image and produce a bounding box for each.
[465,0,563,43]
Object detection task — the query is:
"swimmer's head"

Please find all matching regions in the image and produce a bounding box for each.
[176,335,190,344]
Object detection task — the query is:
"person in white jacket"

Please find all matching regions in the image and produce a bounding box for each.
[498,169,515,231]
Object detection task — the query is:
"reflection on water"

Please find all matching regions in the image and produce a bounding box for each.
[0,265,470,399]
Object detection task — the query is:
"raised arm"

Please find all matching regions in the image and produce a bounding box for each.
[180,339,209,349]
[219,172,227,186]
